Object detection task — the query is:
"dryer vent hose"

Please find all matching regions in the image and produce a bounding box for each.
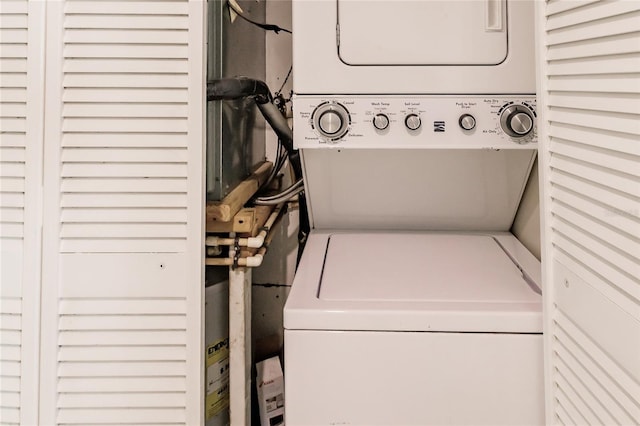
[207,77,293,151]
[207,77,271,104]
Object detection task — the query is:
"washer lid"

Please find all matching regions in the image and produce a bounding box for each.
[284,231,542,333]
[337,0,508,65]
[319,233,540,304]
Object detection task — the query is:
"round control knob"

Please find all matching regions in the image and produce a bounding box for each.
[459,114,476,131]
[311,102,350,140]
[319,110,343,135]
[500,105,535,138]
[405,113,421,131]
[509,112,533,136]
[373,113,390,131]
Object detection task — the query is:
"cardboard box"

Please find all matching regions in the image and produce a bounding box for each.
[256,356,285,426]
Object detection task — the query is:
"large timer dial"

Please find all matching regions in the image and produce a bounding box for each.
[500,105,534,138]
[312,102,350,140]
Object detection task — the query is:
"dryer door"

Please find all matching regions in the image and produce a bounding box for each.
[337,0,508,65]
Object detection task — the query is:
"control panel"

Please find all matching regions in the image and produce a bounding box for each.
[294,96,537,149]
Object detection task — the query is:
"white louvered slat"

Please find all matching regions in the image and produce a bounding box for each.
[0,29,28,44]
[40,2,205,423]
[60,193,188,207]
[60,208,187,223]
[60,177,187,192]
[549,155,638,198]
[551,182,639,245]
[56,408,186,425]
[58,314,187,331]
[546,0,639,31]
[546,0,599,16]
[63,58,188,73]
[0,15,27,29]
[55,0,193,256]
[547,107,638,135]
[546,10,640,45]
[554,371,602,425]
[547,74,640,94]
[548,123,639,156]
[1,0,43,423]
[63,104,189,118]
[554,341,634,425]
[57,392,187,408]
[553,313,640,421]
[538,1,640,424]
[64,29,189,45]
[58,361,187,377]
[64,44,189,59]
[62,88,188,103]
[64,14,189,30]
[63,1,188,15]
[61,133,188,148]
[54,299,189,423]
[0,89,26,105]
[547,32,640,61]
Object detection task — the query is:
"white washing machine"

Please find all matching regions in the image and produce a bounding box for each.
[285,231,543,425]
[285,1,543,424]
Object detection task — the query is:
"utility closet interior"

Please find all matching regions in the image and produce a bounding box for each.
[204,0,544,425]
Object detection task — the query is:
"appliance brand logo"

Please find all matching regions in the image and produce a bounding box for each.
[434,121,446,132]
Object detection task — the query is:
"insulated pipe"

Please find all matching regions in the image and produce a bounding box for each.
[205,250,265,268]
[207,77,294,152]
[206,203,285,249]
[207,77,271,104]
[256,101,294,151]
[205,205,283,268]
[228,265,252,425]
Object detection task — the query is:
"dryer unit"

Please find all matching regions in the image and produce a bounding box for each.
[293,0,536,94]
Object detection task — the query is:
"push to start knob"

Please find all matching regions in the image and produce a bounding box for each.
[459,114,476,131]
[405,113,421,131]
[500,105,534,138]
[312,102,350,140]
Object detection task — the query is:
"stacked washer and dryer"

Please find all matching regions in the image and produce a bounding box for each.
[284,1,544,424]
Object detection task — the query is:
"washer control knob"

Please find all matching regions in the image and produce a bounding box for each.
[319,111,343,135]
[459,114,476,131]
[312,102,350,140]
[373,113,390,130]
[500,105,535,138]
[405,113,421,131]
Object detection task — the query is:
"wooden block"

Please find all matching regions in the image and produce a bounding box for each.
[206,161,273,223]
[244,206,274,237]
[233,209,255,233]
[206,208,255,233]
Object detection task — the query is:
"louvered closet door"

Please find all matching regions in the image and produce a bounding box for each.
[537,1,640,425]
[0,1,44,425]
[39,1,205,425]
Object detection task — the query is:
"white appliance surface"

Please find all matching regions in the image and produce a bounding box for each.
[302,149,536,231]
[321,233,540,302]
[338,0,507,65]
[293,0,535,94]
[285,329,544,426]
[284,231,542,333]
[294,96,537,149]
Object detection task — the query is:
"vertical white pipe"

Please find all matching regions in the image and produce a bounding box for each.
[229,266,252,425]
